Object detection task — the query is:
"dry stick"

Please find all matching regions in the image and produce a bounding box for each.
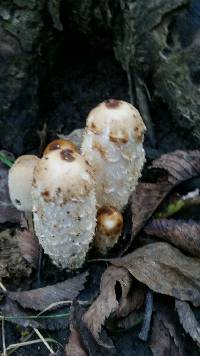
[33,328,54,354]
[5,338,63,353]
[138,290,154,341]
[0,282,7,292]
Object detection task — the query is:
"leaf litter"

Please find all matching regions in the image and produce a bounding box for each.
[1,148,200,354]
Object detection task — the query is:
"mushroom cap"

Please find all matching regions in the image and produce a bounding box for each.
[43,139,78,156]
[8,155,39,212]
[86,99,146,143]
[32,148,96,270]
[94,206,123,254]
[82,99,146,210]
[33,148,94,203]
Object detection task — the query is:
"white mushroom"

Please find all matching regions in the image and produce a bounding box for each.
[43,138,78,156]
[8,155,39,212]
[32,145,96,270]
[94,206,123,255]
[81,99,146,210]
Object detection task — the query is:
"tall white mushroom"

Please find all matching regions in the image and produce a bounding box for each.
[81,99,146,210]
[8,155,39,212]
[32,145,96,270]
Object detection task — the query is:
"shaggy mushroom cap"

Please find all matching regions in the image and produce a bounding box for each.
[94,206,123,255]
[81,99,146,210]
[43,139,78,156]
[32,148,96,270]
[8,155,39,212]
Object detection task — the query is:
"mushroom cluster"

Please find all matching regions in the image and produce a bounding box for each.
[8,100,146,269]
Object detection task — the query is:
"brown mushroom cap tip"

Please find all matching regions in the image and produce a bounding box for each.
[43,139,78,156]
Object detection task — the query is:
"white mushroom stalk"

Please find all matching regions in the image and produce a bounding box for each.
[8,155,39,212]
[32,144,96,270]
[81,99,146,211]
[94,206,123,255]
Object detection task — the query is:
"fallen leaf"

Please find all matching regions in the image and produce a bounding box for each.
[17,229,40,268]
[113,283,145,319]
[150,314,182,356]
[83,265,132,340]
[65,325,87,356]
[71,303,115,355]
[145,219,200,257]
[110,242,200,306]
[1,297,42,329]
[131,182,171,237]
[8,272,88,311]
[176,300,200,346]
[0,229,33,280]
[0,159,21,224]
[151,150,200,186]
[114,310,143,330]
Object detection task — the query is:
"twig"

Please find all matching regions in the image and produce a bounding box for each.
[5,338,63,353]
[37,300,72,316]
[138,290,153,341]
[33,328,54,354]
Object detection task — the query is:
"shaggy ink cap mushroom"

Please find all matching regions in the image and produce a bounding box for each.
[81,99,146,210]
[8,155,39,212]
[43,139,78,156]
[94,206,123,255]
[32,147,96,270]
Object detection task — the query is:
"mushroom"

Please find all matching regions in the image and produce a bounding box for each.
[81,99,146,210]
[8,155,39,212]
[43,139,78,155]
[94,206,123,255]
[32,145,96,269]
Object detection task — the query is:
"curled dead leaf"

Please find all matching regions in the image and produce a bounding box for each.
[110,242,200,306]
[131,181,171,238]
[145,219,200,257]
[151,150,200,186]
[176,300,200,346]
[83,265,132,340]
[65,325,87,356]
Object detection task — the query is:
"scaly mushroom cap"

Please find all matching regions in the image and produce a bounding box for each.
[94,206,123,255]
[8,155,39,212]
[43,139,78,156]
[81,99,146,210]
[32,148,96,270]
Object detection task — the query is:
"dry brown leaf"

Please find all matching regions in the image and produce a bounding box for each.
[17,229,40,268]
[131,181,171,237]
[151,150,200,186]
[145,219,200,257]
[0,159,21,224]
[8,272,88,311]
[176,300,200,346]
[65,325,87,356]
[71,303,115,355]
[113,283,145,319]
[110,242,200,306]
[150,314,182,356]
[83,265,132,340]
[0,229,33,280]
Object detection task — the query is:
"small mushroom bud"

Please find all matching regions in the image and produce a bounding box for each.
[81,99,146,210]
[94,206,123,255]
[8,155,39,212]
[43,139,78,155]
[32,147,96,270]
